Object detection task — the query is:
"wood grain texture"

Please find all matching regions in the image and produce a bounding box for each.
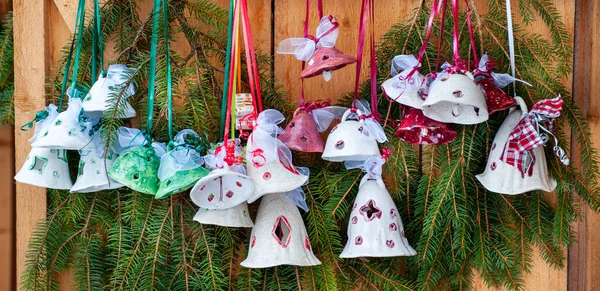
[13,0,48,288]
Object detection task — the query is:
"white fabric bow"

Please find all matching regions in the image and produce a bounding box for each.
[158,129,205,180]
[477,54,532,88]
[113,126,167,157]
[284,167,310,212]
[311,106,347,132]
[29,104,59,143]
[276,16,339,62]
[345,156,386,179]
[384,54,423,99]
[353,100,387,143]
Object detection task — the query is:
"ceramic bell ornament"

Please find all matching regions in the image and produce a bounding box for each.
[241,192,321,268]
[245,109,309,203]
[422,62,489,125]
[32,97,99,150]
[396,107,457,145]
[107,127,167,195]
[476,96,568,195]
[155,130,210,199]
[322,100,386,162]
[278,101,342,153]
[473,54,531,115]
[71,136,124,193]
[15,105,73,190]
[190,139,255,210]
[382,55,426,109]
[82,64,137,119]
[277,16,356,81]
[193,202,254,228]
[340,156,417,258]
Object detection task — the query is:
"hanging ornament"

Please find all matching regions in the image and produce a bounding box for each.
[83,64,137,119]
[476,97,568,194]
[193,202,254,228]
[190,139,255,210]
[15,105,73,189]
[71,137,123,193]
[278,101,340,153]
[340,156,417,258]
[241,193,321,268]
[322,101,385,162]
[245,109,309,203]
[395,106,457,145]
[382,55,425,109]
[277,6,356,81]
[156,130,209,199]
[422,0,489,125]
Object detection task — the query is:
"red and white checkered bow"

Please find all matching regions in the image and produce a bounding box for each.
[500,96,565,177]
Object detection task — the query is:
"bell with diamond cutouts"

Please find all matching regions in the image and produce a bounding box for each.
[71,148,123,193]
[278,108,325,153]
[322,105,384,162]
[340,174,416,258]
[395,107,457,145]
[155,130,210,199]
[422,71,488,125]
[82,64,136,119]
[245,110,308,203]
[476,97,560,195]
[107,127,166,195]
[32,98,98,150]
[241,193,321,268]
[193,202,254,228]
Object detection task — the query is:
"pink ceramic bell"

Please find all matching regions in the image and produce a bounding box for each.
[301,47,356,79]
[395,107,457,145]
[279,108,325,153]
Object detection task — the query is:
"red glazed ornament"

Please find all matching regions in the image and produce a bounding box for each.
[301,47,356,79]
[395,107,457,145]
[475,76,516,115]
[279,106,326,153]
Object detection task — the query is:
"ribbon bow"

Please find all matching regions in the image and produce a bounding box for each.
[158,129,205,181]
[501,96,569,177]
[474,54,532,88]
[276,15,339,62]
[114,126,167,157]
[351,100,387,143]
[311,105,347,132]
[284,166,310,212]
[383,54,423,101]
[345,156,386,179]
[205,139,246,173]
[22,104,59,142]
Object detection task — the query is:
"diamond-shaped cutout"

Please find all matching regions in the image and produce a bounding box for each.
[360,200,382,221]
[29,156,48,174]
[272,216,292,248]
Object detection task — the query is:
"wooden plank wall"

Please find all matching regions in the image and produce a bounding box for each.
[11,0,599,290]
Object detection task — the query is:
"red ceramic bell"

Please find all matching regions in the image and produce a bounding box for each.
[279,109,325,153]
[396,107,457,145]
[301,47,356,79]
[475,76,516,115]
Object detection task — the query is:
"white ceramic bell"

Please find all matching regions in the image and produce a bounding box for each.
[31,98,98,150]
[82,64,136,118]
[15,147,73,190]
[245,140,308,203]
[476,97,557,194]
[193,202,254,228]
[382,70,425,109]
[71,149,124,193]
[340,175,416,258]
[422,72,489,125]
[322,109,381,162]
[190,168,255,209]
[241,193,321,268]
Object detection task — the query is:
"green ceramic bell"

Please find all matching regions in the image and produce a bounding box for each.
[155,166,209,199]
[107,146,160,195]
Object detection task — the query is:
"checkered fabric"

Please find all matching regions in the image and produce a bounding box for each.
[500,96,563,177]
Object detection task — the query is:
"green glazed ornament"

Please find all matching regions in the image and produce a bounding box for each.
[155,166,209,199]
[108,146,160,195]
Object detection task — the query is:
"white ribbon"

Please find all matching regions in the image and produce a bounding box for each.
[311,105,347,132]
[390,54,421,76]
[29,104,59,143]
[113,126,166,157]
[354,100,387,143]
[384,54,423,99]
[477,54,531,88]
[157,129,205,180]
[344,156,386,179]
[284,166,310,212]
[276,16,339,62]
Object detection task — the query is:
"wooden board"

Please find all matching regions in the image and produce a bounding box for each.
[10,0,598,290]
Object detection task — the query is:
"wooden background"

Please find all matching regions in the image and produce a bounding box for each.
[10,0,600,290]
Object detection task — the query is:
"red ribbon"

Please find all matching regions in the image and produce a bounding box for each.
[223,0,241,143]
[301,0,327,106]
[298,100,330,112]
[353,0,378,114]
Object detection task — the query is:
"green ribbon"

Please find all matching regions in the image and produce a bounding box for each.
[70,0,86,94]
[163,0,173,141]
[219,0,235,142]
[91,0,105,83]
[20,110,49,131]
[58,0,86,111]
[146,0,162,142]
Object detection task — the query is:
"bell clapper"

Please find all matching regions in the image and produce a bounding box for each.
[452,105,463,117]
[323,70,333,82]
